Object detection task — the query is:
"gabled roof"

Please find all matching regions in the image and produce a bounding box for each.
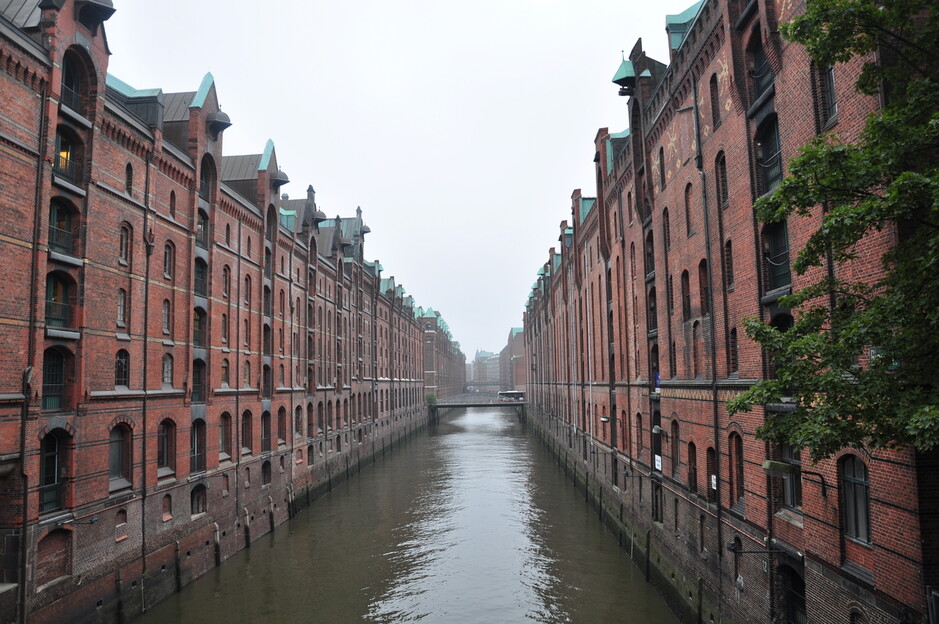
[221,154,261,182]
[1,0,42,28]
[666,0,704,50]
[578,197,596,225]
[163,91,195,122]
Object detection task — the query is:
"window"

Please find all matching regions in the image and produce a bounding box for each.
[687,442,698,493]
[724,240,734,290]
[219,412,232,460]
[49,200,76,255]
[652,482,664,523]
[40,431,66,513]
[781,444,802,510]
[196,211,209,249]
[222,266,230,297]
[169,191,176,218]
[157,419,175,476]
[670,420,680,477]
[190,420,206,473]
[692,322,702,377]
[818,64,837,127]
[241,411,253,454]
[715,152,728,209]
[644,231,655,276]
[125,164,133,196]
[54,130,79,181]
[193,309,207,347]
[663,208,671,251]
[162,353,173,386]
[698,260,710,315]
[243,361,251,387]
[647,288,658,332]
[115,349,130,387]
[261,411,272,453]
[116,288,127,326]
[763,221,791,291]
[244,276,252,306]
[729,432,745,506]
[61,53,83,112]
[42,348,69,410]
[190,485,207,516]
[119,224,131,266]
[221,358,230,386]
[751,35,774,101]
[756,117,782,194]
[161,495,172,521]
[729,328,739,374]
[842,455,870,542]
[162,299,171,334]
[658,146,666,190]
[684,183,694,236]
[780,566,806,624]
[681,271,691,321]
[221,313,228,344]
[45,274,72,328]
[278,407,287,444]
[108,425,132,491]
[225,223,231,245]
[706,446,717,502]
[194,259,208,296]
[163,243,174,279]
[191,359,206,403]
[262,460,272,486]
[243,318,251,347]
[709,73,721,127]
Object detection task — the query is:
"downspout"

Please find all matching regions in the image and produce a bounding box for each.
[139,150,154,611]
[20,81,49,624]
[234,217,243,524]
[692,73,725,613]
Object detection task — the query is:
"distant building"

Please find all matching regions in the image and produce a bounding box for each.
[499,328,527,391]
[472,350,500,384]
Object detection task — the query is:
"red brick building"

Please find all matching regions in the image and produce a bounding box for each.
[525,1,938,623]
[499,327,527,392]
[0,2,464,622]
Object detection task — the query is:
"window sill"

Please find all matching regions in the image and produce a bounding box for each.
[775,507,804,529]
[157,467,175,479]
[109,477,132,493]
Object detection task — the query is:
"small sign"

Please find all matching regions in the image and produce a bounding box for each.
[654,455,662,471]
[711,474,718,490]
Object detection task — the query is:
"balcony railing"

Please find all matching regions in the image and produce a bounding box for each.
[53,153,78,182]
[199,180,211,200]
[61,84,81,113]
[191,379,205,403]
[190,450,205,474]
[48,226,75,255]
[45,300,71,328]
[194,273,208,296]
[261,433,271,453]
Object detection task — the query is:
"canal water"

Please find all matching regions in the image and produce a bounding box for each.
[135,408,677,623]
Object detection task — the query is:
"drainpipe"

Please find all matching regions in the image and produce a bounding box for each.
[19,81,49,624]
[692,73,725,615]
[139,150,154,612]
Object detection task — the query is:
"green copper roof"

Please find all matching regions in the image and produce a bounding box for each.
[605,128,630,174]
[578,197,596,225]
[191,72,215,108]
[611,58,636,85]
[106,74,162,98]
[552,252,562,274]
[259,139,275,171]
[510,327,523,338]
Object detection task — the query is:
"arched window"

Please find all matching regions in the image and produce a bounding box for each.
[162,353,173,386]
[162,299,171,334]
[49,200,77,255]
[61,52,83,113]
[45,272,73,328]
[709,73,721,127]
[195,210,209,249]
[116,288,127,326]
[750,32,774,101]
[687,442,698,493]
[222,265,230,297]
[190,485,207,516]
[662,208,671,251]
[729,328,739,374]
[692,321,701,377]
[715,152,729,209]
[241,411,253,454]
[755,116,782,194]
[698,259,710,315]
[243,361,251,387]
[261,411,272,452]
[119,223,131,266]
[221,313,228,344]
[658,146,666,189]
[219,412,232,460]
[54,128,80,181]
[193,308,207,347]
[684,183,694,236]
[163,243,175,279]
[221,358,230,386]
[670,420,680,477]
[261,460,272,485]
[157,419,175,476]
[191,359,206,403]
[115,349,130,387]
[779,566,806,624]
[190,419,206,473]
[842,455,870,542]
[40,430,68,513]
[244,275,252,306]
[647,288,658,332]
[108,424,132,491]
[729,432,745,506]
[706,446,717,502]
[169,190,176,218]
[681,271,691,321]
[125,163,133,196]
[644,231,655,276]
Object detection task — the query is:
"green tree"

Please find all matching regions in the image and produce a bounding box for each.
[728,0,939,461]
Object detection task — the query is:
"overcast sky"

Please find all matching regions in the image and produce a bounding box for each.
[105,0,691,356]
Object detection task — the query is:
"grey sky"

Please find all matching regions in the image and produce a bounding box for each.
[106,0,690,356]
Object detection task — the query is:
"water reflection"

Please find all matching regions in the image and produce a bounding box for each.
[134,408,676,624]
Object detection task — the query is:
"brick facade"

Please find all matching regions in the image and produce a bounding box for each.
[524,1,938,623]
[0,2,465,622]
